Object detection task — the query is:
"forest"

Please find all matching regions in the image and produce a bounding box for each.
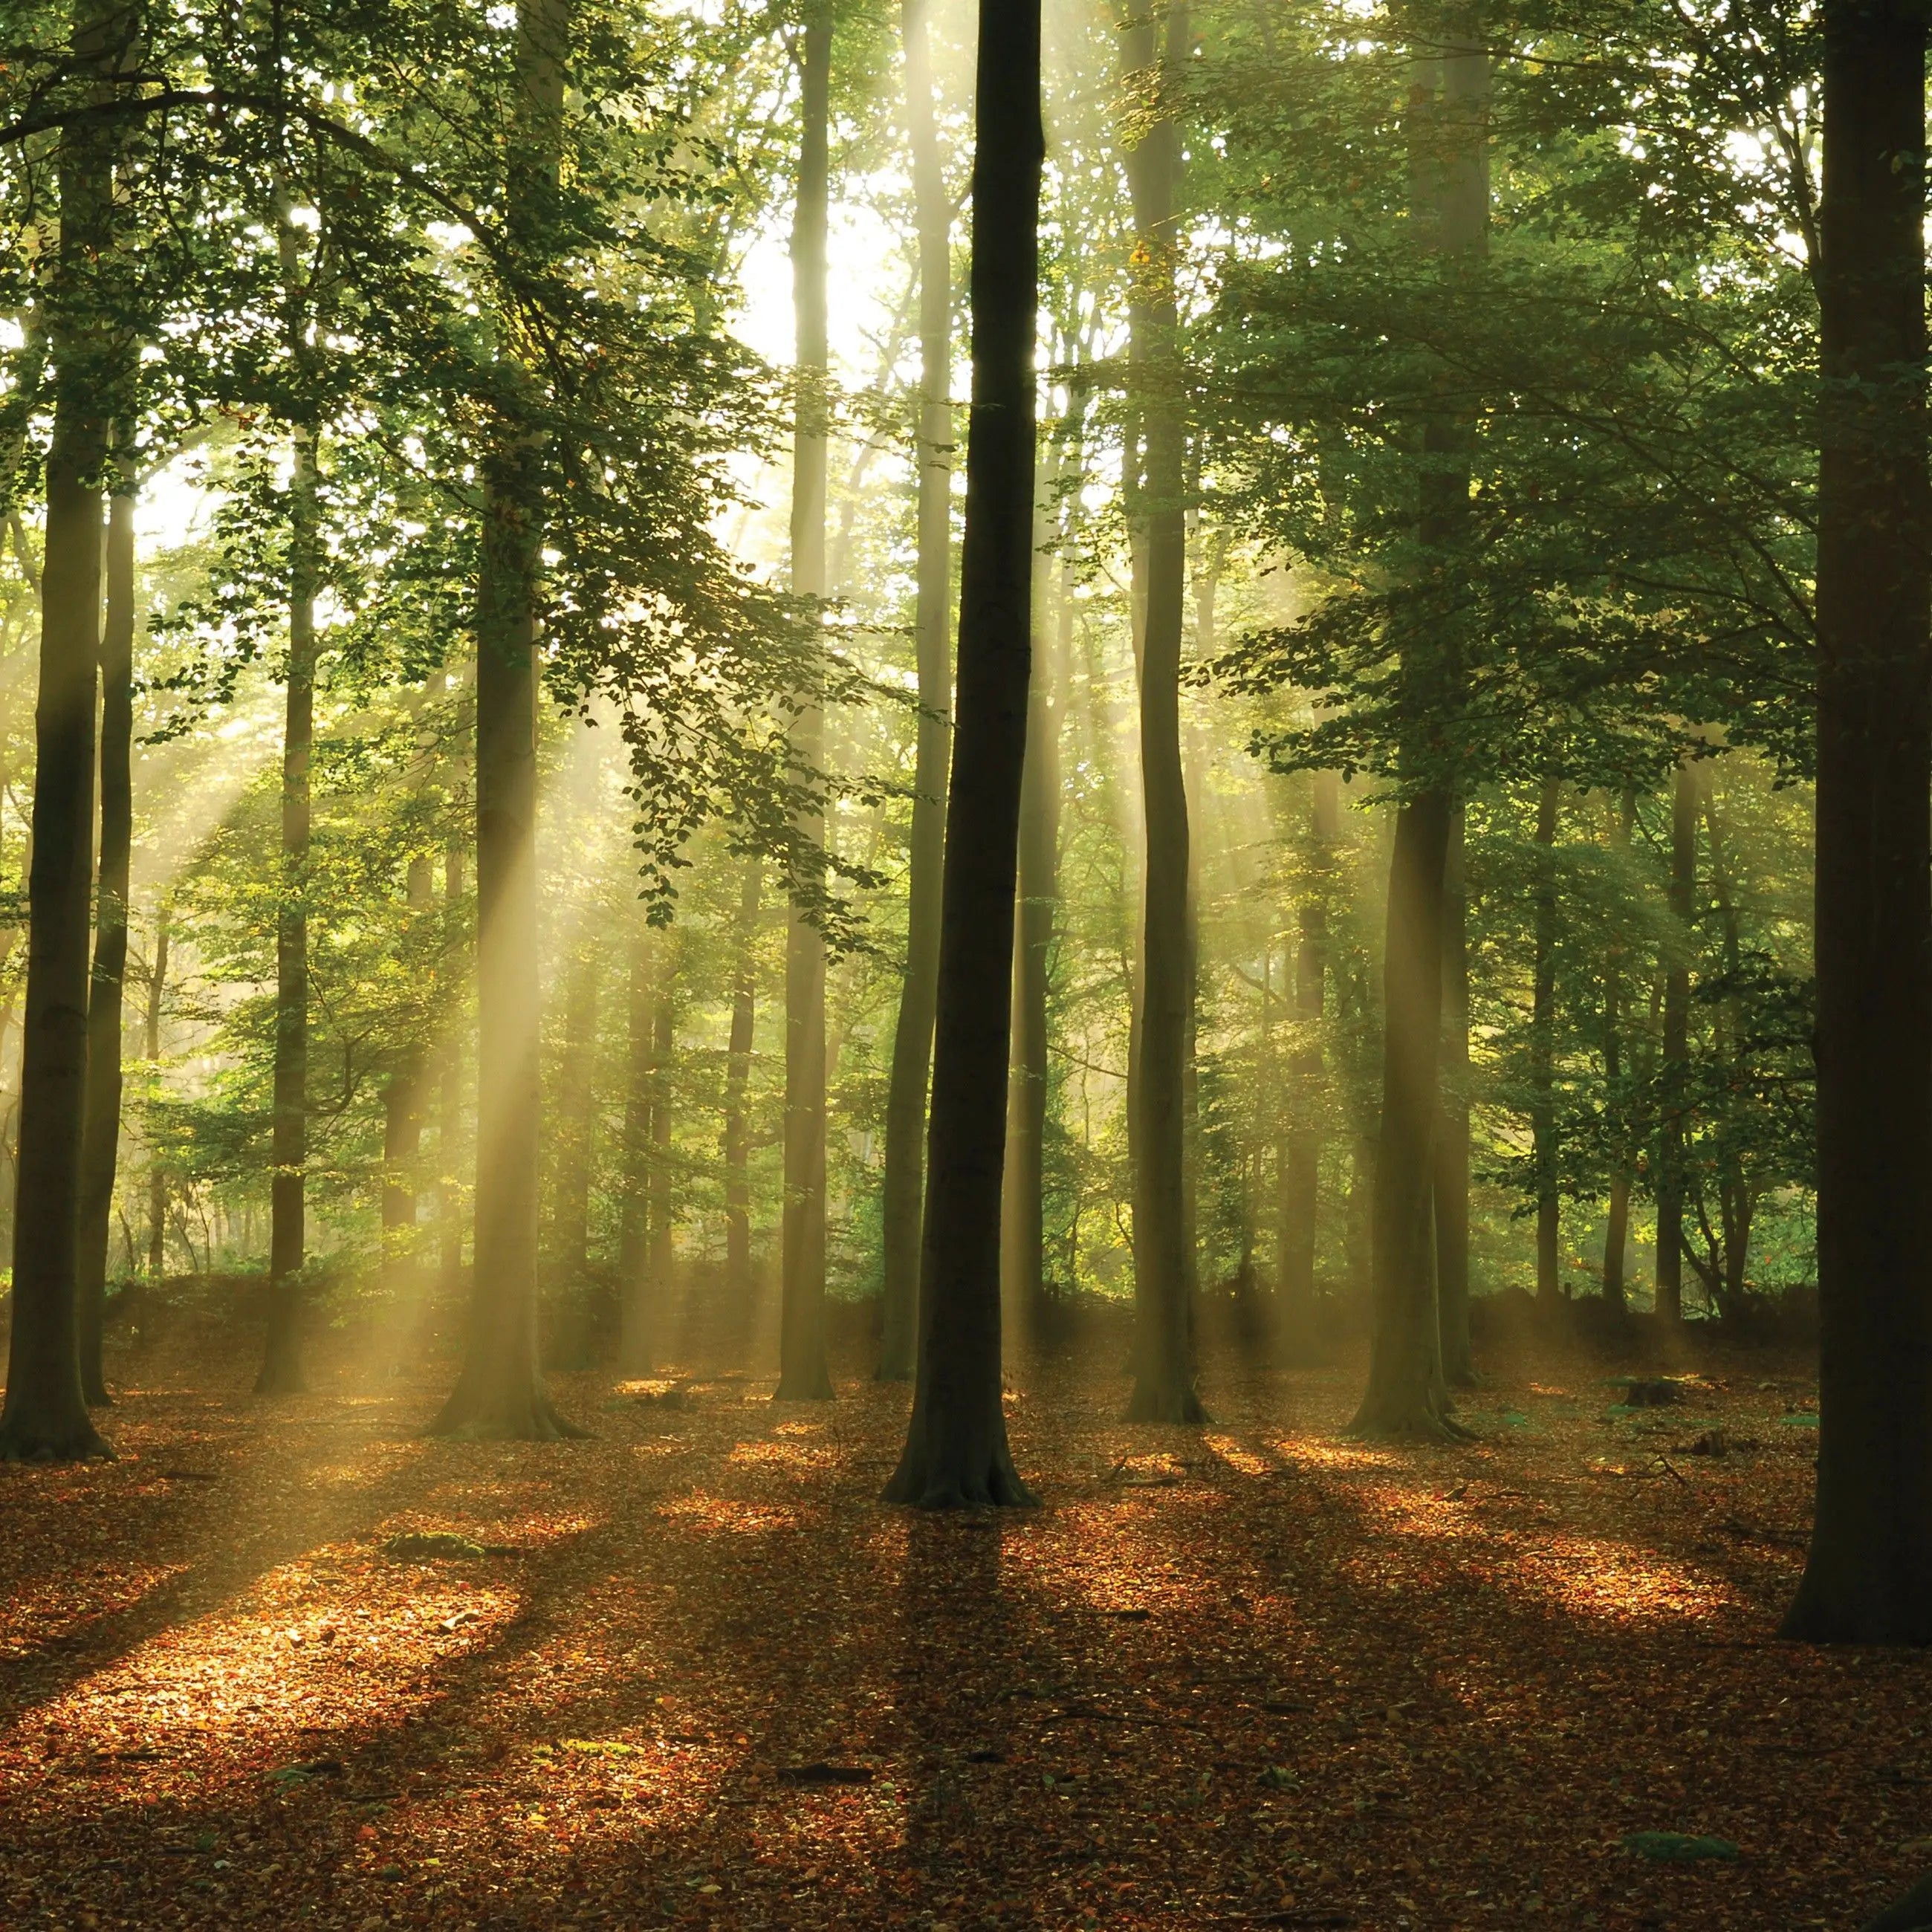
[0,0,1929,1926]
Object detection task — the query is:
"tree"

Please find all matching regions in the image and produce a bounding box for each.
[723,860,761,1317]
[0,0,124,1463]
[1435,803,1474,1381]
[429,0,586,1442]
[1782,0,1932,1645]
[1529,778,1560,1306]
[1653,755,1697,1325]
[882,0,1043,1510]
[1121,0,1204,1425]
[76,440,134,1406]
[876,0,953,1384]
[776,0,834,1403]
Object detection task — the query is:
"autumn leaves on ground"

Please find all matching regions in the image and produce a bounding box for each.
[0,1308,1911,1932]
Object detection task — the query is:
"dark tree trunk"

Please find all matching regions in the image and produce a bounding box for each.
[647,958,675,1326]
[777,0,833,1402]
[77,450,134,1407]
[1002,467,1060,1336]
[380,854,433,1293]
[0,4,117,1459]
[877,0,953,1384]
[1436,805,1474,1384]
[429,0,585,1441]
[1530,779,1560,1308]
[548,953,597,1279]
[1277,769,1335,1355]
[1351,27,1485,1442]
[1783,0,1932,1644]
[724,860,759,1316]
[144,908,168,1281]
[256,424,317,1397]
[1123,0,1202,1425]
[1600,791,1633,1314]
[1703,775,1753,1313]
[1653,756,1697,1325]
[882,0,1043,1508]
[619,916,655,1375]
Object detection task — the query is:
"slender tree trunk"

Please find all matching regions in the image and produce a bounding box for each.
[256,422,317,1396]
[1122,0,1202,1424]
[1350,27,1486,1441]
[724,860,759,1315]
[1278,769,1335,1355]
[430,0,585,1440]
[1784,0,1932,1644]
[549,953,597,1280]
[618,916,655,1375]
[1,0,120,1460]
[882,0,1043,1508]
[647,956,675,1334]
[777,0,834,1402]
[439,843,465,1288]
[144,908,168,1280]
[1600,791,1633,1314]
[381,852,435,1292]
[877,0,953,1383]
[1436,805,1474,1383]
[77,446,134,1406]
[1530,779,1560,1307]
[1002,462,1060,1336]
[1653,756,1697,1325]
[1702,774,1752,1314]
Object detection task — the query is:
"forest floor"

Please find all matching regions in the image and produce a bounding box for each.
[0,1302,1916,1931]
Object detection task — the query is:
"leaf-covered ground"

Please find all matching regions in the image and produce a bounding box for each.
[0,1309,1917,1930]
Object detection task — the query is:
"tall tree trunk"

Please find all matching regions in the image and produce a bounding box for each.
[76,444,134,1407]
[1530,779,1560,1307]
[876,0,953,1383]
[429,0,585,1440]
[619,916,655,1375]
[882,0,1042,1508]
[776,0,834,1401]
[1002,462,1060,1337]
[1350,26,1486,1441]
[256,421,317,1396]
[548,952,597,1280]
[144,907,168,1280]
[1600,791,1634,1314]
[724,859,759,1316]
[439,843,465,1288]
[647,955,676,1335]
[1278,769,1336,1355]
[382,853,433,1294]
[1784,0,1932,1644]
[1,0,120,1461]
[1123,0,1202,1425]
[1436,804,1474,1383]
[1702,774,1752,1315]
[1653,756,1697,1325]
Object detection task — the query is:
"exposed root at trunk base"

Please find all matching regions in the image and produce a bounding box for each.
[0,1421,115,1462]
[425,1386,592,1442]
[1346,1402,1476,1445]
[881,1450,1039,1510]
[1124,1381,1210,1424]
[773,1371,836,1401]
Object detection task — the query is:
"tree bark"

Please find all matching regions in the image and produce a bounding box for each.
[1783,0,1932,1644]
[382,853,434,1295]
[76,447,134,1406]
[724,860,759,1316]
[438,843,465,1289]
[776,0,834,1402]
[647,954,676,1329]
[1530,779,1560,1308]
[429,0,586,1441]
[876,0,953,1383]
[1600,791,1634,1314]
[1349,26,1486,1442]
[1,0,120,1461]
[882,0,1042,1508]
[256,419,317,1397]
[1436,804,1474,1383]
[1122,0,1202,1425]
[1653,756,1697,1325]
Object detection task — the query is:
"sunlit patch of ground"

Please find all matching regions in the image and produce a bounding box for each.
[0,1317,1917,1931]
